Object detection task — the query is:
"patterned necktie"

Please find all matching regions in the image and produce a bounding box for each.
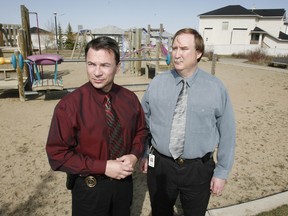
[169,80,188,159]
[104,94,125,159]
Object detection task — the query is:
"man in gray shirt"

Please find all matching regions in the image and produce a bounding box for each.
[141,28,236,216]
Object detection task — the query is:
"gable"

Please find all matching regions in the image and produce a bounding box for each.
[279,31,288,40]
[251,27,266,33]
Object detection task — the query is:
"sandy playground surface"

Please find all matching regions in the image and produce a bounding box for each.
[0,59,288,215]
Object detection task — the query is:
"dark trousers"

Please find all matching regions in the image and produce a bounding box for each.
[147,150,215,216]
[72,175,133,216]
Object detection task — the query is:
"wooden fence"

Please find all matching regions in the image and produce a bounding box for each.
[0,24,21,47]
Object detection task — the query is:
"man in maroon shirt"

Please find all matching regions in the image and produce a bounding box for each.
[46,36,148,216]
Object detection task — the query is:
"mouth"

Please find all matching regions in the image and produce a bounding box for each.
[93,78,104,83]
[174,60,183,64]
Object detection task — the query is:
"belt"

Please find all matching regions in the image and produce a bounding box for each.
[79,174,111,188]
[153,148,212,166]
[79,174,132,188]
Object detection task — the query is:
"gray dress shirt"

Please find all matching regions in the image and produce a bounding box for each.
[141,68,236,179]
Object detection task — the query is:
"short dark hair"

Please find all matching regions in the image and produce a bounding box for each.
[173,28,205,62]
[85,36,120,65]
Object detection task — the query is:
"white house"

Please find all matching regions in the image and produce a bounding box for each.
[30,27,55,51]
[198,5,288,56]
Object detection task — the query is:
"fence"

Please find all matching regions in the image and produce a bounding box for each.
[206,44,288,56]
[0,24,21,47]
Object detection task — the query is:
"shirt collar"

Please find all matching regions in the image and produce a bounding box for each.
[172,68,200,87]
[88,82,119,104]
[173,71,183,86]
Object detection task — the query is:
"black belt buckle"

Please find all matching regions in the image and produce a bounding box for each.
[176,157,185,165]
[84,176,97,187]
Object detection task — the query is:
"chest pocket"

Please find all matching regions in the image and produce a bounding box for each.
[188,106,214,133]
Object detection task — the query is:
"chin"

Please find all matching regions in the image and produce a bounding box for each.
[174,66,183,71]
[90,81,103,89]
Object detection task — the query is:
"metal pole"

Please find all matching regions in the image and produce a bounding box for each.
[29,12,41,54]
[35,13,41,54]
[62,57,166,63]
[211,53,217,75]
[53,12,59,54]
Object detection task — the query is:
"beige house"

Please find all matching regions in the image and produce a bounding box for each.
[30,27,55,51]
[199,5,288,55]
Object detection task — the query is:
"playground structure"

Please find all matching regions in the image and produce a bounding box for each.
[71,29,93,59]
[0,5,173,101]
[0,52,26,101]
[1,24,172,101]
[69,24,173,77]
[121,24,173,78]
[26,54,64,91]
[0,5,34,101]
[0,24,21,47]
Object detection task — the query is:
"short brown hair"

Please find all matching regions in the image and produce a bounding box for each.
[173,28,204,62]
[85,36,120,65]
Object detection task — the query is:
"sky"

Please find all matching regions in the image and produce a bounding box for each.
[1,0,288,34]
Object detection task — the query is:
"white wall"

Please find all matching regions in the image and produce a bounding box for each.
[257,18,286,36]
[199,17,256,45]
[199,15,288,56]
[31,34,55,50]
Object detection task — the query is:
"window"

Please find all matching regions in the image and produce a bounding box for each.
[222,22,229,30]
[251,34,260,41]
[250,33,260,44]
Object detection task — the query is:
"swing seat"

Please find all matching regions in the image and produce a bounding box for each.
[26,54,63,91]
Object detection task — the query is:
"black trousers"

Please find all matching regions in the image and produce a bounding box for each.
[72,175,133,216]
[147,150,215,216]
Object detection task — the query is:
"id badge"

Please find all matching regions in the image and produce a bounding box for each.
[148,153,155,167]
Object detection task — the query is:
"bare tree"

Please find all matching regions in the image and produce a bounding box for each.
[44,19,57,49]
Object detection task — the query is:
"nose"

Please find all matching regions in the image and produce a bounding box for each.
[173,48,182,58]
[93,66,103,77]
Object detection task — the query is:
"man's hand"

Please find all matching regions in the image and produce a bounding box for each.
[210,177,226,196]
[139,157,148,173]
[105,154,137,179]
[117,154,138,168]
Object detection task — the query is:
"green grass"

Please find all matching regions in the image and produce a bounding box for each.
[255,204,288,216]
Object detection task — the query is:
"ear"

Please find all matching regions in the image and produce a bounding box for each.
[196,50,202,60]
[116,62,121,74]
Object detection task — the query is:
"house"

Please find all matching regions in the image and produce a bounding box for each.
[198,5,288,56]
[30,27,55,51]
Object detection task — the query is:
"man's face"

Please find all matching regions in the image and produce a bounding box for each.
[172,33,202,76]
[86,48,120,93]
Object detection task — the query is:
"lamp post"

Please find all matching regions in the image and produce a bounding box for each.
[53,12,59,54]
[29,12,41,54]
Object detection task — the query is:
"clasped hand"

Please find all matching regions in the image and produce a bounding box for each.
[105,154,137,180]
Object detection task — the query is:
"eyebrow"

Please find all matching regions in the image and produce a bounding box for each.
[172,44,189,49]
[87,60,111,64]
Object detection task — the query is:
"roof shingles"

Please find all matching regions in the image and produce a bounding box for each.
[199,5,285,17]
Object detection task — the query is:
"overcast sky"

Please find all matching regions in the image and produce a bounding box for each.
[1,0,288,33]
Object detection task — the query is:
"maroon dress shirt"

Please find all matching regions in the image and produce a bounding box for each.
[46,82,148,176]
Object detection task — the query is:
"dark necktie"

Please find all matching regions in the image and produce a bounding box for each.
[104,94,125,159]
[169,80,188,159]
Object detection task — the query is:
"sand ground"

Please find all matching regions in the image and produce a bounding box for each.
[0,59,287,215]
